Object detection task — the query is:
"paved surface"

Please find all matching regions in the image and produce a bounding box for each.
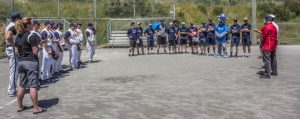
[0,46,299,119]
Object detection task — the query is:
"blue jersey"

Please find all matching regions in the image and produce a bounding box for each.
[230,24,240,38]
[127,27,137,39]
[241,23,251,38]
[179,27,189,40]
[166,27,177,40]
[215,24,229,42]
[145,28,155,39]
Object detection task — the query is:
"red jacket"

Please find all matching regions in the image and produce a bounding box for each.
[261,22,278,51]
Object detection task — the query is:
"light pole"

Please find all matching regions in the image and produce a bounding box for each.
[93,0,97,30]
[173,0,176,20]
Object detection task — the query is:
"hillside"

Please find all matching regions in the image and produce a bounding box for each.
[0,0,299,46]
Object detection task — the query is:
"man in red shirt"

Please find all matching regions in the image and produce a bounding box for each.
[257,15,278,79]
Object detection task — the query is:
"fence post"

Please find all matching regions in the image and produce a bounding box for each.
[58,0,60,19]
[10,0,14,15]
[252,0,257,43]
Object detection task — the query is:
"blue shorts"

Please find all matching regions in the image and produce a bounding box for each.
[231,37,240,46]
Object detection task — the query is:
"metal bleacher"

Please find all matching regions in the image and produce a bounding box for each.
[108,31,147,48]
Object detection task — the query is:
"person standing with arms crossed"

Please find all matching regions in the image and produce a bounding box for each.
[5,13,22,96]
[240,17,252,57]
[15,17,47,114]
[145,24,155,54]
[230,18,241,58]
[206,17,216,56]
[127,22,137,56]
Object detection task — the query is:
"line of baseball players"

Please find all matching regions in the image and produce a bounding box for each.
[128,15,252,58]
[5,13,97,97]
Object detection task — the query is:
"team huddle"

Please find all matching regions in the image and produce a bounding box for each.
[127,14,252,58]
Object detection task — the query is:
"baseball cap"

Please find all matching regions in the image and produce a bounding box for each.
[11,12,23,21]
[87,23,93,27]
[265,14,273,21]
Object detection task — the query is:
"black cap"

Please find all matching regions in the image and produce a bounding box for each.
[56,22,63,27]
[11,12,23,21]
[87,23,93,27]
[208,17,212,21]
[44,20,51,25]
[50,21,55,26]
[70,22,76,27]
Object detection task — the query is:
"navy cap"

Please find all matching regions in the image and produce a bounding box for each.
[70,22,76,27]
[265,14,273,21]
[11,12,23,21]
[87,23,93,27]
[76,22,82,26]
[33,20,40,25]
[44,20,51,25]
[56,22,63,27]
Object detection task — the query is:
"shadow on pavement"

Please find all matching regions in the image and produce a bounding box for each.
[39,98,59,109]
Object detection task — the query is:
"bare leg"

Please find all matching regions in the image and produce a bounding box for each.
[17,87,25,110]
[29,88,39,112]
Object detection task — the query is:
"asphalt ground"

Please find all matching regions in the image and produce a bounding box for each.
[0,45,299,119]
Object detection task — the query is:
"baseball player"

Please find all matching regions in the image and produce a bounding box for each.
[136,22,145,55]
[240,17,252,57]
[179,22,189,53]
[206,17,216,56]
[145,24,155,54]
[230,18,241,58]
[54,23,65,73]
[5,13,22,96]
[85,23,96,62]
[156,19,167,54]
[198,22,207,55]
[40,21,55,80]
[64,23,80,70]
[166,22,178,54]
[76,23,84,64]
[127,22,137,56]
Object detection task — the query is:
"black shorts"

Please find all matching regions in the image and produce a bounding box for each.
[199,38,207,47]
[137,38,144,47]
[157,36,167,45]
[129,38,136,47]
[207,36,216,45]
[242,37,251,46]
[180,39,187,45]
[168,40,176,46]
[18,60,40,89]
[231,37,240,47]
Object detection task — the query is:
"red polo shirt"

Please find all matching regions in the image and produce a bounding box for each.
[260,22,278,51]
